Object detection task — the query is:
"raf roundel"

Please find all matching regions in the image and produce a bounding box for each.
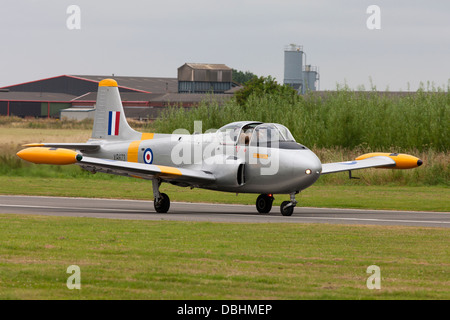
[143,148,153,164]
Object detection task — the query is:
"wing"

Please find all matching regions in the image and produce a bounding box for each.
[321,156,395,175]
[24,143,101,152]
[77,156,215,186]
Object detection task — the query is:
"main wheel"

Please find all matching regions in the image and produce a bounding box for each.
[256,194,274,214]
[154,193,170,213]
[280,201,294,216]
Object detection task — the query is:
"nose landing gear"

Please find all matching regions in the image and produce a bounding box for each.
[280,192,298,216]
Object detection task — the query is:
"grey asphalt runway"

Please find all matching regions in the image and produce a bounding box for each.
[0,195,449,228]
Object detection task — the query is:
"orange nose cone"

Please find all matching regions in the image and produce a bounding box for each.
[16,147,79,165]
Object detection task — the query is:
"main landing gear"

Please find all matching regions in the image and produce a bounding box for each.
[256,194,274,213]
[255,192,299,216]
[152,179,170,213]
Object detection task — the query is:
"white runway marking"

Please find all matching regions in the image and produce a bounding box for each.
[0,195,448,227]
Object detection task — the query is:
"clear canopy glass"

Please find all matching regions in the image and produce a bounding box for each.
[217,122,296,146]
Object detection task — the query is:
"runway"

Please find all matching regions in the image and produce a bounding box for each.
[0,195,449,228]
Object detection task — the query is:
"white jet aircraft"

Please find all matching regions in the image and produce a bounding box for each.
[17,79,423,216]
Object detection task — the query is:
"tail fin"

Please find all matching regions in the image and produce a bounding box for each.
[91,79,141,140]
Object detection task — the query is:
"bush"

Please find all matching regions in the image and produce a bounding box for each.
[152,85,449,152]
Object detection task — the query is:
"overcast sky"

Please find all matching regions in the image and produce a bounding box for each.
[0,0,449,91]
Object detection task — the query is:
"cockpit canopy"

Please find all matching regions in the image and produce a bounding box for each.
[217,121,303,149]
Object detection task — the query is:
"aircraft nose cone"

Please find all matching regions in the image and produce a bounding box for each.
[293,150,322,190]
[304,150,322,174]
[307,157,322,180]
[307,158,322,176]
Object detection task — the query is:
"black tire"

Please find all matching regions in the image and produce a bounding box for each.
[154,193,170,213]
[256,194,274,214]
[280,201,294,216]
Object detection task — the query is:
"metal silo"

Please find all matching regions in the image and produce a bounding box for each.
[283,44,304,93]
[303,65,319,92]
[284,44,320,94]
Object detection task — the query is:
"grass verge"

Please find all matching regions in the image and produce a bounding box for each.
[0,214,448,299]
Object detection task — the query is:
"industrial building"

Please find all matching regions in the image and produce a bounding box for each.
[283,44,320,94]
[0,64,236,120]
[178,63,233,93]
[0,51,325,119]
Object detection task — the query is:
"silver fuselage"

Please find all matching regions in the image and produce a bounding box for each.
[84,131,322,194]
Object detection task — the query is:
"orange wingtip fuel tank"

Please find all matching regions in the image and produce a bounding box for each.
[356,153,423,169]
[16,147,82,165]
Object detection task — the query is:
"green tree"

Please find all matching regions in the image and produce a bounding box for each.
[232,69,257,85]
[234,76,298,106]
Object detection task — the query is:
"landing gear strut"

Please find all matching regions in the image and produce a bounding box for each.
[256,194,274,214]
[280,192,298,216]
[152,178,170,213]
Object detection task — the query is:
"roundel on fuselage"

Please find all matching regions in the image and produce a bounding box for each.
[143,148,153,164]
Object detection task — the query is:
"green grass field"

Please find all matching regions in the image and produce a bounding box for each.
[0,214,448,300]
[0,111,448,300]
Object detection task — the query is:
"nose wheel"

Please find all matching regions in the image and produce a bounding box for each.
[280,192,298,216]
[256,194,274,213]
